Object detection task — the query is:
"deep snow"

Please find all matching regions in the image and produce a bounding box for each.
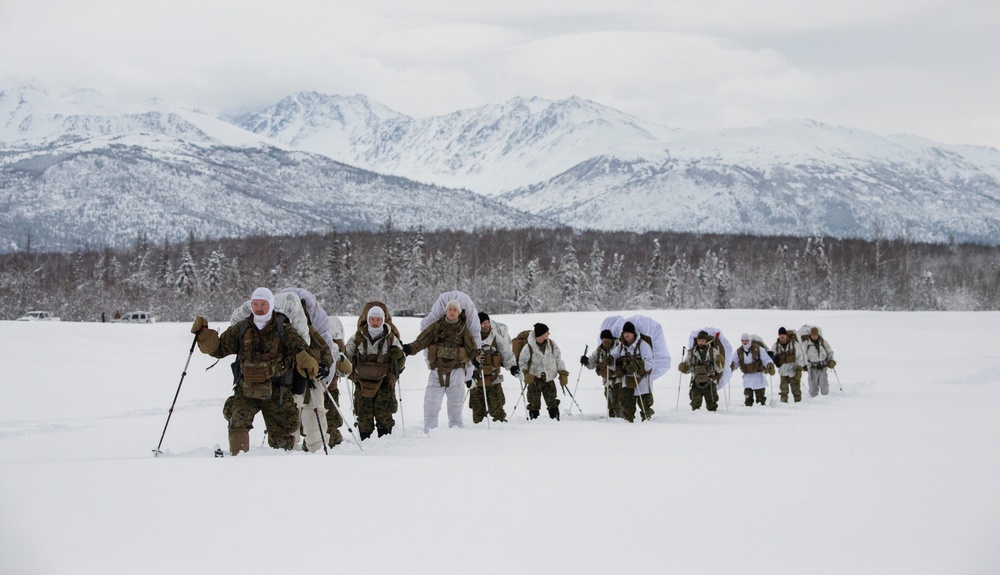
[2,309,999,575]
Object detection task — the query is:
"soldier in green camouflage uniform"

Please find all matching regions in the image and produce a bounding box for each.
[581,329,623,418]
[192,287,316,455]
[346,305,405,440]
[470,312,519,424]
[677,331,724,412]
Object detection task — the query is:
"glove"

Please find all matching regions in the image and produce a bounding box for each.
[523,372,535,385]
[295,350,319,379]
[389,346,404,360]
[196,328,219,355]
[190,316,208,334]
[317,363,330,380]
[335,354,353,376]
[509,365,520,376]
[794,366,803,383]
[580,355,589,366]
[471,357,481,369]
[558,370,569,387]
[401,343,414,356]
[827,359,837,369]
[677,362,689,374]
[465,379,473,389]
[766,363,775,376]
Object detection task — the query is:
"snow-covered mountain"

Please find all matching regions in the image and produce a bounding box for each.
[0,86,554,252]
[235,93,1000,244]
[5,83,1000,250]
[228,91,675,196]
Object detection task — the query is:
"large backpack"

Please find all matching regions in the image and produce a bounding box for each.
[511,329,533,370]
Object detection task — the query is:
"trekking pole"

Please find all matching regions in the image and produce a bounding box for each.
[511,373,529,421]
[675,347,686,410]
[635,374,649,421]
[391,358,406,437]
[153,333,199,456]
[313,407,329,455]
[832,366,844,392]
[480,371,491,430]
[768,373,776,408]
[563,383,584,414]
[571,345,588,399]
[324,388,364,452]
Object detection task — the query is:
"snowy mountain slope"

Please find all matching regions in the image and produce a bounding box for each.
[0,87,555,252]
[234,93,1000,243]
[230,92,675,195]
[498,139,1000,243]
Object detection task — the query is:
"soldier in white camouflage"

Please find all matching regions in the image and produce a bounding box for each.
[581,329,623,418]
[773,327,806,403]
[191,287,316,455]
[469,312,519,424]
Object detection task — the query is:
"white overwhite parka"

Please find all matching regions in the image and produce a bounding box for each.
[772,336,807,377]
[804,336,835,368]
[735,343,775,391]
[611,336,654,395]
[519,337,567,383]
[481,326,516,384]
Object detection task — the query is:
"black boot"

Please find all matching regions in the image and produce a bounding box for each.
[377,426,391,437]
[359,429,373,441]
[548,406,560,420]
[744,389,754,407]
[529,410,539,420]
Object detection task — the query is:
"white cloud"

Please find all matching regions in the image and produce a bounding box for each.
[2,0,999,147]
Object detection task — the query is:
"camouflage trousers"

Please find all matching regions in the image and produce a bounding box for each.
[689,381,719,411]
[223,380,299,450]
[470,382,507,423]
[780,375,802,402]
[744,387,767,406]
[527,380,560,411]
[621,388,654,422]
[353,379,398,435]
[322,386,344,446]
[604,379,624,418]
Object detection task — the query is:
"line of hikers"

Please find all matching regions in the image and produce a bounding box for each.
[190,286,835,456]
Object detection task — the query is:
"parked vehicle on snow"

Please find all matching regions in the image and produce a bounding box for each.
[113,311,156,324]
[16,311,61,321]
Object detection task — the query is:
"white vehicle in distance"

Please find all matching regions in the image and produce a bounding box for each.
[114,311,156,324]
[17,310,61,321]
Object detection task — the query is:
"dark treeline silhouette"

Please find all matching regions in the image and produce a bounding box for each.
[2,223,998,322]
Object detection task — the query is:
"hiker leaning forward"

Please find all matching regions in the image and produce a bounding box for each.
[191,287,317,455]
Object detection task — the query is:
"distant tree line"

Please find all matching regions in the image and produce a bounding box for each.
[1,222,998,322]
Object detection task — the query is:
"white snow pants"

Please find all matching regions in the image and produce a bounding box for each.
[296,388,329,453]
[423,367,467,433]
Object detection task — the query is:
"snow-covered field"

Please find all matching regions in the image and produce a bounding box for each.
[2,310,998,574]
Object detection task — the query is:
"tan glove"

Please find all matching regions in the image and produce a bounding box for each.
[677,362,689,374]
[827,359,837,369]
[296,350,319,379]
[191,316,208,334]
[558,370,569,387]
[335,354,353,376]
[766,363,776,376]
[196,329,219,355]
[523,371,535,385]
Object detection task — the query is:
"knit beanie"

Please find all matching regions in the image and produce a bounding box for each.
[533,322,549,337]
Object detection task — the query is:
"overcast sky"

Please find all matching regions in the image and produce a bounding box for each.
[3,0,998,148]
